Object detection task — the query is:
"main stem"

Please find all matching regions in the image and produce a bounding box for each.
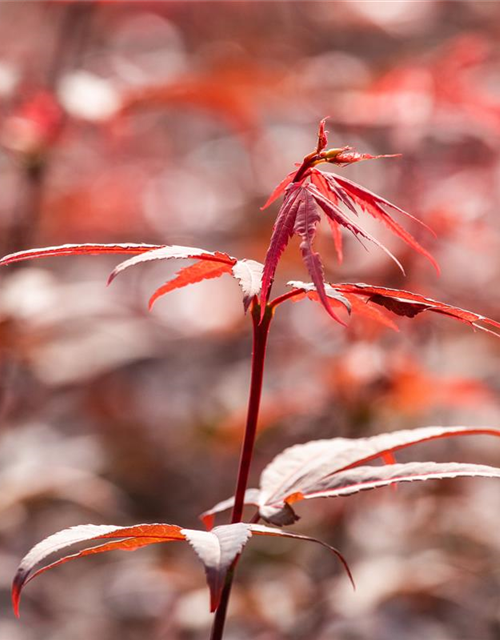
[209,302,272,640]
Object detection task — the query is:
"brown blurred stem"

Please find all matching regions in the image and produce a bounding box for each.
[5,3,94,255]
[6,162,45,255]
[209,301,272,640]
[1,3,95,424]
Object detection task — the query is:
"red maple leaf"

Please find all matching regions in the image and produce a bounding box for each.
[260,119,438,319]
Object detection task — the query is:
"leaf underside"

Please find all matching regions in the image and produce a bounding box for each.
[231,259,264,311]
[202,426,500,526]
[13,521,352,616]
[108,245,236,284]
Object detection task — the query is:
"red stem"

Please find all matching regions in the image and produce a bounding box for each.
[292,150,319,184]
[269,289,303,310]
[209,302,272,640]
[230,304,271,523]
[210,149,313,638]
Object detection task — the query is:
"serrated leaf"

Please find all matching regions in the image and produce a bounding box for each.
[149,261,235,309]
[293,188,344,324]
[335,283,500,336]
[260,121,438,303]
[296,282,399,330]
[12,523,186,617]
[342,293,399,330]
[13,522,254,615]
[108,246,235,284]
[285,279,400,332]
[286,280,351,315]
[204,426,500,526]
[308,183,405,274]
[281,282,500,334]
[0,243,164,267]
[13,520,353,616]
[0,242,266,315]
[310,170,358,216]
[301,461,500,499]
[314,170,439,273]
[326,217,344,263]
[260,183,303,309]
[261,170,296,210]
[231,259,263,311]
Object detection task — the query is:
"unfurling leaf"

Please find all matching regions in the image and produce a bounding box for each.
[260,180,405,315]
[260,120,438,313]
[316,117,329,153]
[331,149,402,165]
[202,426,500,526]
[13,521,352,616]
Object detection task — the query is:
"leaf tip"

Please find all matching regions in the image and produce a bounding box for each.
[317,117,330,152]
[348,568,356,592]
[330,546,355,592]
[12,568,27,618]
[209,591,219,613]
[148,294,158,311]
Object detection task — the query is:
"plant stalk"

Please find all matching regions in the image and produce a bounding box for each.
[209,302,272,640]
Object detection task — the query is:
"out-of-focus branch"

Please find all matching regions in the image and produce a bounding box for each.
[3,3,95,256]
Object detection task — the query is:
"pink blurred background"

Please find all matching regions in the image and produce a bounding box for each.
[0,2,500,639]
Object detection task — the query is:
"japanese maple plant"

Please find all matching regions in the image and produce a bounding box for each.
[2,120,500,640]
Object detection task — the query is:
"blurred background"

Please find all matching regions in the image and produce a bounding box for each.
[1,2,500,639]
